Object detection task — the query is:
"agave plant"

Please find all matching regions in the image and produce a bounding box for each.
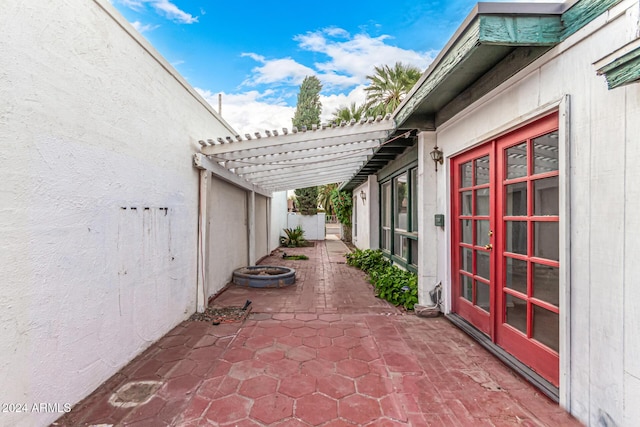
[280,226,306,247]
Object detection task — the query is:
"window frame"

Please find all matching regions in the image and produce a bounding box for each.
[379,162,419,272]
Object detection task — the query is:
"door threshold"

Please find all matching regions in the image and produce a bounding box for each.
[446,313,559,402]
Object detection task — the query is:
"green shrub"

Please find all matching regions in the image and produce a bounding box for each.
[281,226,306,247]
[346,248,418,310]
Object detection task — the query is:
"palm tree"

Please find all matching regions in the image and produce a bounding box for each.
[318,183,338,216]
[331,102,364,124]
[364,62,421,116]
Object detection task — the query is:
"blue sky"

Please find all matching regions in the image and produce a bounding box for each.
[112,0,550,133]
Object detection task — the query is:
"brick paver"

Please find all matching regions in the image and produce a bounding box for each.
[54,239,581,426]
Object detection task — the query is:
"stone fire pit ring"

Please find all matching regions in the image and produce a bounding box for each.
[232,266,296,288]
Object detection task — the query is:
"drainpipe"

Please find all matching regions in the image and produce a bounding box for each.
[196,170,209,312]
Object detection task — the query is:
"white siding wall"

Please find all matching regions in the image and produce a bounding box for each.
[0,1,239,425]
[426,2,640,424]
[206,177,248,296]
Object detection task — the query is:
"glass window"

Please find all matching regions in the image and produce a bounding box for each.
[533,131,559,175]
[381,182,391,251]
[411,168,418,232]
[394,173,408,231]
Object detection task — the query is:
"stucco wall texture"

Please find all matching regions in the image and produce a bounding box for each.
[0,1,240,425]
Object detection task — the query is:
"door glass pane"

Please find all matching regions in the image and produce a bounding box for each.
[506,182,527,216]
[476,188,490,216]
[506,142,528,179]
[395,173,408,231]
[533,306,559,352]
[461,191,472,216]
[477,251,490,280]
[505,257,527,295]
[411,168,419,231]
[461,220,472,244]
[505,295,527,334]
[476,281,490,312]
[460,247,473,273]
[461,275,473,302]
[533,177,559,216]
[533,263,559,306]
[461,162,472,188]
[506,221,527,254]
[533,131,559,175]
[475,155,490,185]
[534,222,559,261]
[477,220,490,247]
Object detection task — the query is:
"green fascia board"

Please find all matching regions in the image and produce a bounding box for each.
[561,0,624,39]
[479,15,563,46]
[597,46,640,89]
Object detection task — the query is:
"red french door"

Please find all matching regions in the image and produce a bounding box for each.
[452,113,560,386]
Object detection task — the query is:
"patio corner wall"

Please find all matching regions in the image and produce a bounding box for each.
[287,213,326,240]
[0,0,238,425]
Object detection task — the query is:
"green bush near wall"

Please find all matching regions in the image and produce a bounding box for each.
[346,249,418,310]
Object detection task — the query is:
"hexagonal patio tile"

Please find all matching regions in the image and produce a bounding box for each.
[259,326,292,338]
[256,348,285,363]
[336,359,370,378]
[339,394,381,425]
[345,327,370,338]
[295,393,337,425]
[317,374,356,399]
[197,376,239,400]
[278,373,316,398]
[250,394,294,424]
[356,374,393,398]
[332,336,361,349]
[204,395,251,424]
[244,335,275,350]
[238,375,278,399]
[265,358,300,378]
[291,327,317,338]
[227,360,268,380]
[222,347,255,363]
[318,327,344,338]
[350,345,381,362]
[286,345,316,362]
[317,346,349,362]
[302,335,332,349]
[300,359,334,378]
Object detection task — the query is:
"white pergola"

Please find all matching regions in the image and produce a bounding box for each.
[196,115,396,193]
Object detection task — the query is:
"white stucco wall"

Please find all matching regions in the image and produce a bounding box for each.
[0,1,240,426]
[206,177,249,296]
[352,176,380,250]
[419,1,640,424]
[255,194,269,260]
[270,191,289,251]
[287,213,326,240]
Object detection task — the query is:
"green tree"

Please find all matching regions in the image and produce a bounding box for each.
[295,186,318,215]
[318,183,338,215]
[292,76,322,129]
[331,102,364,124]
[364,62,421,116]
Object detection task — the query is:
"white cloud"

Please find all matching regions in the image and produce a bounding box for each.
[197,88,295,135]
[199,28,434,133]
[151,0,198,23]
[241,54,316,86]
[241,28,435,92]
[117,0,198,24]
[131,20,159,33]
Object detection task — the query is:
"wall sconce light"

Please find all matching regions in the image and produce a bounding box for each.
[359,190,367,204]
[430,145,444,171]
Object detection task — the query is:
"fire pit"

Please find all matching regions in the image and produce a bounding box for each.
[232,266,296,288]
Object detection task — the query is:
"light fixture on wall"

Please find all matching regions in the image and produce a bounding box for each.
[359,190,366,204]
[430,145,444,171]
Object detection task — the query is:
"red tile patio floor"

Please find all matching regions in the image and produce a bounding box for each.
[54,239,581,426]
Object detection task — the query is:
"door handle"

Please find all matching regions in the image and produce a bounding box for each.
[484,244,493,250]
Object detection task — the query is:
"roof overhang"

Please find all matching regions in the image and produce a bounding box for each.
[343,0,624,190]
[197,116,395,193]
